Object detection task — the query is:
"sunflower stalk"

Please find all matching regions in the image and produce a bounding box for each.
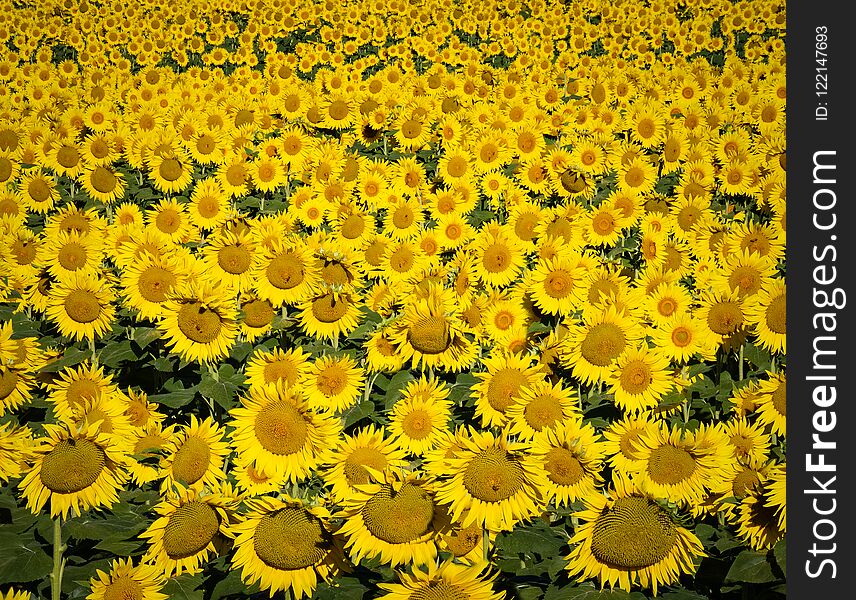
[51,517,66,600]
[738,343,744,381]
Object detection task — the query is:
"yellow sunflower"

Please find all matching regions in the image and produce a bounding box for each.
[87,557,166,600]
[0,421,34,484]
[158,280,239,364]
[297,289,363,342]
[302,354,365,413]
[253,239,321,307]
[141,485,237,577]
[231,495,342,599]
[377,561,504,600]
[564,473,705,595]
[388,377,453,456]
[525,418,606,508]
[745,279,786,354]
[562,305,643,385]
[228,384,341,483]
[120,251,187,322]
[201,231,257,294]
[529,256,587,317]
[755,372,786,437]
[158,416,230,494]
[321,425,409,503]
[630,422,736,506]
[433,429,541,531]
[472,226,526,289]
[506,379,579,441]
[19,422,128,518]
[46,271,116,342]
[339,473,446,568]
[245,346,311,391]
[605,345,674,415]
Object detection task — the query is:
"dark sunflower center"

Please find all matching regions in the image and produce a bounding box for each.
[646,445,697,485]
[619,360,653,395]
[254,400,308,455]
[0,369,18,400]
[176,302,223,344]
[137,266,175,303]
[444,522,482,557]
[163,501,220,559]
[591,496,677,569]
[218,244,252,275]
[362,483,435,544]
[524,394,564,431]
[486,369,524,412]
[771,384,786,416]
[544,269,574,298]
[242,299,274,328]
[159,158,183,182]
[91,167,117,193]
[408,315,451,355]
[57,242,87,270]
[580,323,626,367]
[64,290,102,324]
[482,244,511,273]
[254,507,328,570]
[765,294,786,334]
[311,294,349,323]
[545,447,585,486]
[102,575,144,600]
[266,253,304,289]
[171,437,211,486]
[341,214,365,239]
[40,438,105,493]
[707,301,743,335]
[402,408,434,440]
[463,446,525,503]
[343,446,388,486]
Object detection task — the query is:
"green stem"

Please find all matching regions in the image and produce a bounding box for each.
[738,343,744,381]
[89,337,97,365]
[51,518,65,600]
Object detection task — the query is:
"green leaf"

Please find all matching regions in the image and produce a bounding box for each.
[313,577,369,600]
[149,387,197,408]
[543,584,634,600]
[725,550,777,584]
[773,538,786,574]
[384,370,415,409]
[496,519,566,557]
[162,573,204,600]
[199,375,235,410]
[132,327,162,350]
[209,570,258,600]
[342,400,376,428]
[98,340,136,368]
[39,346,89,372]
[0,529,53,583]
[662,591,711,600]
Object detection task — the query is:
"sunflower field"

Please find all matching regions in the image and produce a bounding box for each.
[0,0,787,599]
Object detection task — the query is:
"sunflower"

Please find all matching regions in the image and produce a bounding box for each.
[321,425,409,503]
[755,372,786,437]
[45,362,120,420]
[0,589,31,600]
[723,418,771,465]
[630,422,735,506]
[434,429,541,531]
[564,473,705,595]
[643,281,692,326]
[120,252,187,322]
[231,495,342,599]
[17,168,59,213]
[339,473,446,568]
[470,352,543,429]
[506,379,579,441]
[19,422,128,518]
[79,165,126,204]
[302,354,365,413]
[64,396,136,447]
[0,365,33,416]
[377,560,504,600]
[745,279,786,354]
[695,288,747,345]
[146,199,193,244]
[228,384,341,482]
[390,284,477,373]
[297,288,362,341]
[128,423,176,486]
[87,557,166,600]
[149,151,194,194]
[735,479,785,551]
[388,378,453,456]
[617,156,657,194]
[605,345,674,415]
[562,305,643,385]
[189,177,230,231]
[141,485,237,577]
[201,230,257,293]
[482,296,529,343]
[525,418,605,508]
[529,255,586,316]
[254,239,321,307]
[0,421,34,483]
[601,415,661,475]
[245,346,311,391]
[158,280,238,364]
[158,416,230,494]
[472,226,526,289]
[364,328,407,373]
[231,459,285,497]
[46,271,116,342]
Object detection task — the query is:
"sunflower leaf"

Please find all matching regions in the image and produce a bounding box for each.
[0,528,53,583]
[162,573,204,600]
[724,550,777,583]
[98,340,136,368]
